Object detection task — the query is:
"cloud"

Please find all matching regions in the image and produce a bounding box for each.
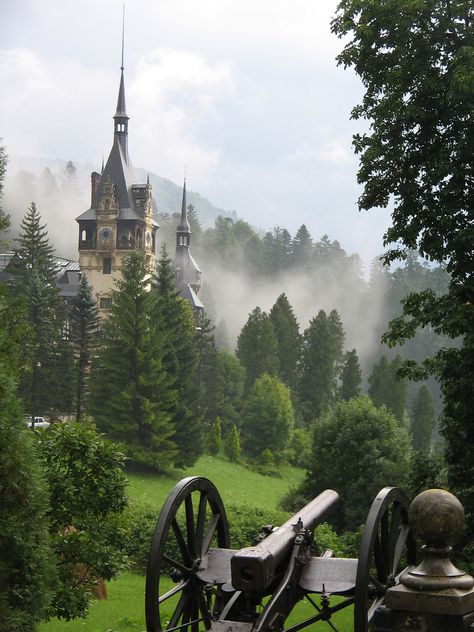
[130,47,234,183]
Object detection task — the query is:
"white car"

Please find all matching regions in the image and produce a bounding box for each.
[25,416,51,430]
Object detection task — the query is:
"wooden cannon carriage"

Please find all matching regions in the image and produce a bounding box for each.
[145,477,417,632]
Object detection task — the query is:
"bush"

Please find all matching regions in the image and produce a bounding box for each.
[37,421,129,619]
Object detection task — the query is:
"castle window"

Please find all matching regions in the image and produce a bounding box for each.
[103,257,112,274]
[81,229,86,241]
[99,297,112,310]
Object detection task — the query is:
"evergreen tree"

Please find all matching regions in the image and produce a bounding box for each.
[210,350,245,434]
[299,309,345,422]
[236,306,279,388]
[69,274,101,421]
[263,226,292,275]
[241,373,294,462]
[368,355,407,424]
[10,203,61,416]
[340,349,362,400]
[0,143,9,234]
[0,199,57,628]
[90,251,176,470]
[291,224,313,267]
[194,311,219,427]
[411,385,436,451]
[154,246,202,467]
[269,293,301,389]
[208,417,222,455]
[224,424,241,463]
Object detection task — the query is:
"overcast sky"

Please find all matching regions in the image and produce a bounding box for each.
[1,0,392,266]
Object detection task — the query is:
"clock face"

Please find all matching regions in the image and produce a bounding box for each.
[100,227,112,244]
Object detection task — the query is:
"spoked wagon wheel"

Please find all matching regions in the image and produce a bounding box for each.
[145,476,230,632]
[354,487,416,632]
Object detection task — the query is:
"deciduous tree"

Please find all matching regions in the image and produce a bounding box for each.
[332,0,474,553]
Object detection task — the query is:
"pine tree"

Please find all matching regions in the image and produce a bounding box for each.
[299,309,345,422]
[0,144,9,234]
[195,311,219,427]
[154,246,202,467]
[411,385,436,451]
[241,373,294,462]
[0,202,57,628]
[90,251,176,470]
[69,274,101,421]
[340,349,362,400]
[208,417,222,455]
[210,350,245,435]
[291,224,313,267]
[269,293,301,389]
[236,306,279,388]
[368,354,408,424]
[10,203,61,416]
[224,425,241,463]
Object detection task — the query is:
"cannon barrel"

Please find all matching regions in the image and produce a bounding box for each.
[231,489,339,592]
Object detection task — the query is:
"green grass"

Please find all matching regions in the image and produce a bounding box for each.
[39,456,310,632]
[126,454,305,512]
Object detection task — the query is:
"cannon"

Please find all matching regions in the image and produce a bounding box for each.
[145,477,416,632]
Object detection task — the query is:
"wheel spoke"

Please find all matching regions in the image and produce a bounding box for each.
[380,510,389,579]
[191,594,200,632]
[185,495,196,558]
[392,524,410,576]
[198,592,212,630]
[159,579,190,604]
[172,518,193,566]
[388,503,402,573]
[195,492,208,555]
[163,553,193,576]
[369,573,386,594]
[168,591,188,630]
[367,594,385,621]
[202,513,220,554]
[373,532,387,583]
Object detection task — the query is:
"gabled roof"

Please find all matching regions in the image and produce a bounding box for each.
[180,283,204,309]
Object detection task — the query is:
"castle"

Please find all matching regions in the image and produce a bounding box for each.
[76,61,203,317]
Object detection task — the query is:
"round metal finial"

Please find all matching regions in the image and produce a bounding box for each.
[401,489,474,591]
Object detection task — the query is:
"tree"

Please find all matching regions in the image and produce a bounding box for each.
[0,196,57,630]
[299,309,344,422]
[236,307,279,388]
[37,421,128,619]
[368,355,407,424]
[208,417,222,455]
[287,397,411,532]
[241,373,294,462]
[411,385,436,451]
[291,224,313,267]
[210,350,245,434]
[69,273,101,421]
[332,0,474,552]
[224,424,241,463]
[90,251,176,470]
[154,246,203,467]
[269,293,301,389]
[340,349,362,400]
[9,203,61,417]
[0,143,9,234]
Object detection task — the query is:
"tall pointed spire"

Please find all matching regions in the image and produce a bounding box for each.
[113,4,129,162]
[177,171,191,234]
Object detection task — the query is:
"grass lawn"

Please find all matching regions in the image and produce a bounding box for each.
[39,457,311,632]
[126,454,305,513]
[39,572,353,632]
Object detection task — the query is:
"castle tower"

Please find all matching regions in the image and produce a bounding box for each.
[76,60,157,313]
[173,178,203,318]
